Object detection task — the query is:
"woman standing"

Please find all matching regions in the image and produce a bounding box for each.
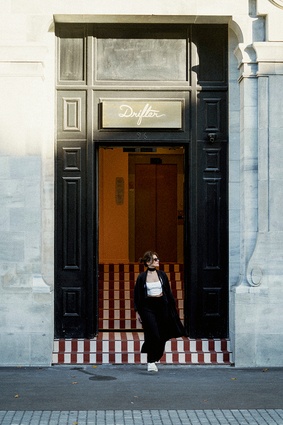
[134,250,186,372]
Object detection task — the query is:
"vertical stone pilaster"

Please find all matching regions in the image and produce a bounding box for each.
[246,43,283,287]
[232,41,283,366]
[233,44,259,287]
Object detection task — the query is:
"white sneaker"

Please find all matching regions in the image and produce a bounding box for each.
[147,362,158,372]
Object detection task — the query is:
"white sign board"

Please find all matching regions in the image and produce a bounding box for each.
[102,100,183,129]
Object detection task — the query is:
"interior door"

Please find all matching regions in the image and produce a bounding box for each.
[135,164,177,262]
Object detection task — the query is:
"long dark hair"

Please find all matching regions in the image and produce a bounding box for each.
[139,251,158,267]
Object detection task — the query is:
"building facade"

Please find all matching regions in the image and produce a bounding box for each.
[1,0,283,367]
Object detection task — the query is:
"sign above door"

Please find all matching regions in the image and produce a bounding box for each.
[101,99,183,129]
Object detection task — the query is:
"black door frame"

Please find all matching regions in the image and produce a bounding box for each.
[55,23,228,340]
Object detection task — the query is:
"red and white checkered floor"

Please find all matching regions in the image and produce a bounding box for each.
[52,332,231,365]
[52,264,232,365]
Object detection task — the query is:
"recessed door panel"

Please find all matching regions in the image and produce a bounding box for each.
[55,140,88,338]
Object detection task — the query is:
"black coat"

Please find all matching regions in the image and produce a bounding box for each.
[134,269,186,340]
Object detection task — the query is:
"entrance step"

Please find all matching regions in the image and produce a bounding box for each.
[52,332,232,365]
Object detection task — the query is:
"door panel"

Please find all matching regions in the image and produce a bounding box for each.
[135,164,177,262]
[57,91,87,140]
[135,164,157,257]
[197,142,228,337]
[193,24,228,86]
[55,141,88,338]
[183,25,228,338]
[156,165,177,261]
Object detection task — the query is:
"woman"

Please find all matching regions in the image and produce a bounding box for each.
[134,250,186,372]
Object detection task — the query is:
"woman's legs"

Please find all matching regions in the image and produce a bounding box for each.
[141,297,167,363]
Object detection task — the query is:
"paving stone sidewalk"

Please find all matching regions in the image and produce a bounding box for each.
[1,366,283,424]
[1,410,283,425]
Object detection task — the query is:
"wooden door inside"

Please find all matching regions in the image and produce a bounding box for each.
[135,163,178,262]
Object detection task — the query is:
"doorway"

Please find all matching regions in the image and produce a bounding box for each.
[98,147,184,264]
[55,22,229,339]
[98,145,185,331]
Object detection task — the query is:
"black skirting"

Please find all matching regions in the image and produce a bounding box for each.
[140,296,170,363]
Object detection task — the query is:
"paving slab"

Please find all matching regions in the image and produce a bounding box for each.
[1,410,283,425]
[0,365,282,411]
[1,365,283,424]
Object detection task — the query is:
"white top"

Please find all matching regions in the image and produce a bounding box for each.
[146,280,162,296]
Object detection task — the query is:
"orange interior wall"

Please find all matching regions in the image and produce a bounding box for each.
[99,148,129,263]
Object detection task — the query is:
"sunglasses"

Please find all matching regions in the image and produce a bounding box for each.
[153,257,159,261]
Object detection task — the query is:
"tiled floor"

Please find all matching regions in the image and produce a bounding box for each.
[53,263,232,365]
[52,332,231,365]
[98,263,184,331]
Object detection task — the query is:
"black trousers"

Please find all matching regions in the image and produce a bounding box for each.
[140,296,169,363]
